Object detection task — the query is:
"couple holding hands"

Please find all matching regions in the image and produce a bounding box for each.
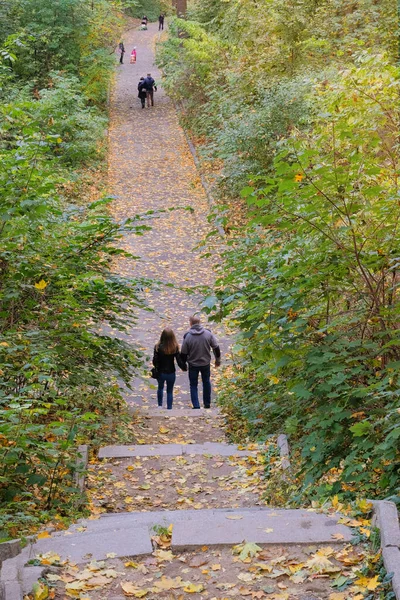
[152,315,221,410]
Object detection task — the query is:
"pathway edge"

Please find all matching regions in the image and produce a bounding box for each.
[372,500,400,599]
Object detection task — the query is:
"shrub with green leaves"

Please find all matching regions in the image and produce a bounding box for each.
[211,55,400,499]
[0,0,140,536]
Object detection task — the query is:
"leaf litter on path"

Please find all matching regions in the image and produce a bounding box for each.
[40,540,380,600]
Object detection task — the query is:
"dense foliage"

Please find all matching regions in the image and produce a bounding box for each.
[0,0,146,538]
[157,0,400,500]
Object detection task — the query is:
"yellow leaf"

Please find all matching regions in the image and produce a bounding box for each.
[329,594,346,600]
[65,581,86,597]
[124,561,139,568]
[356,498,373,513]
[359,526,371,537]
[355,574,376,590]
[37,531,51,539]
[331,533,344,540]
[121,581,149,597]
[32,582,49,600]
[0,342,9,347]
[305,553,340,574]
[264,528,274,533]
[38,551,61,565]
[366,575,380,591]
[211,563,221,571]
[34,280,48,290]
[154,549,174,561]
[183,583,205,593]
[159,426,170,434]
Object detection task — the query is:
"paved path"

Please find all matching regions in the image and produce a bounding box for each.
[108,22,225,410]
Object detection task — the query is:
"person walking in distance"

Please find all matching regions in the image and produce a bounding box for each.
[138,77,147,109]
[118,41,125,64]
[153,328,186,409]
[158,13,165,30]
[143,73,157,107]
[181,315,221,409]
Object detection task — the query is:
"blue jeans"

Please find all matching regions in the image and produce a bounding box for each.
[157,372,176,409]
[188,364,211,409]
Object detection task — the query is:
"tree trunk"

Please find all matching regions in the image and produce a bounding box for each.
[175,0,187,18]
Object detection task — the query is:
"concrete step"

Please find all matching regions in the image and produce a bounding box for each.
[1,508,353,573]
[21,566,46,596]
[171,509,353,549]
[98,441,257,459]
[26,526,152,563]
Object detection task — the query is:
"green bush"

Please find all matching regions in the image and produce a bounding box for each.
[211,55,400,499]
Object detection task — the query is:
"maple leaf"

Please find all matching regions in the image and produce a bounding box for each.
[183,582,205,593]
[305,552,341,574]
[235,542,262,561]
[37,531,51,539]
[121,581,149,597]
[154,549,174,561]
[38,551,61,565]
[355,574,380,591]
[34,279,48,290]
[32,582,49,600]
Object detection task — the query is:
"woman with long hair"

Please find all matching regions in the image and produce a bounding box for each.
[153,328,186,409]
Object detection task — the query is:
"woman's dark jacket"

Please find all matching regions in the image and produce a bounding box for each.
[153,345,186,374]
[138,81,147,99]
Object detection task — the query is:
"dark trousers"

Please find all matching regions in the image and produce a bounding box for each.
[159,21,164,30]
[140,97,145,108]
[188,364,211,409]
[146,90,154,107]
[119,53,124,64]
[157,372,176,409]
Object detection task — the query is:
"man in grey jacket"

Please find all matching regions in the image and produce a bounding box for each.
[181,315,221,409]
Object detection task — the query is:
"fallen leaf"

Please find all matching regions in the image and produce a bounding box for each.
[183,583,205,593]
[238,542,262,561]
[37,531,51,539]
[121,581,149,597]
[355,574,380,591]
[154,549,174,561]
[32,582,49,600]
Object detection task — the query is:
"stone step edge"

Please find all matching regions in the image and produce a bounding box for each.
[98,442,258,459]
[372,500,400,599]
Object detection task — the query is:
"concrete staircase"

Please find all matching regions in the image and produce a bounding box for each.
[0,408,354,599]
